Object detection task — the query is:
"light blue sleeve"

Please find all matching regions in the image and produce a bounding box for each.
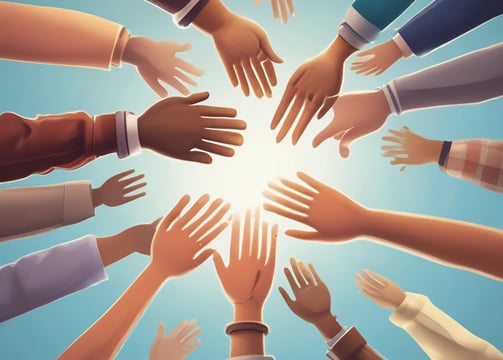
[0,235,107,322]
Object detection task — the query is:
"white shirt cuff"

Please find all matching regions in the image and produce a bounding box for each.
[174,0,200,26]
[392,33,413,57]
[227,356,275,360]
[382,83,402,115]
[337,6,380,49]
[115,111,141,159]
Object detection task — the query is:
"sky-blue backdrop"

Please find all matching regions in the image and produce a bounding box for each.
[1,1,502,359]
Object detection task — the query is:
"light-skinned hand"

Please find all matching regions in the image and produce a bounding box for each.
[138,92,246,164]
[263,171,369,242]
[122,36,204,97]
[255,0,295,24]
[150,194,230,278]
[149,320,201,360]
[351,39,404,76]
[355,269,405,310]
[313,89,391,157]
[92,169,146,208]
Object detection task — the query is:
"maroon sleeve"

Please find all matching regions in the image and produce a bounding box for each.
[328,327,384,360]
[0,111,117,182]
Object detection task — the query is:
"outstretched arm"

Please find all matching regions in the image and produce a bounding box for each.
[59,194,230,359]
[263,172,503,280]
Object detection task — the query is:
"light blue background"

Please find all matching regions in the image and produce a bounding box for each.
[0,1,502,359]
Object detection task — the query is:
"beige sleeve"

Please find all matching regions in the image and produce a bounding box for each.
[0,1,130,69]
[389,292,503,360]
[0,181,95,242]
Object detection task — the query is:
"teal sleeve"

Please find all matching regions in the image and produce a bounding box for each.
[352,0,415,29]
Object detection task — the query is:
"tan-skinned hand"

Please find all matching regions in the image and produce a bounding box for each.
[92,169,146,208]
[355,270,406,310]
[149,320,201,360]
[255,0,295,24]
[351,39,404,76]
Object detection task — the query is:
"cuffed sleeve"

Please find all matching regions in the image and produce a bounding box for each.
[326,326,385,360]
[0,235,107,322]
[145,0,210,27]
[0,1,129,69]
[382,42,503,114]
[390,292,503,359]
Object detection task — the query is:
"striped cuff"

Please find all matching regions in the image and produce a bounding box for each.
[382,83,402,115]
[145,0,210,28]
[337,6,380,49]
[115,111,141,159]
[392,33,413,58]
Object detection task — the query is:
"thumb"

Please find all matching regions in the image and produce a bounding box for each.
[139,69,168,98]
[312,122,338,148]
[185,91,210,104]
[156,322,165,339]
[175,42,192,52]
[278,286,295,310]
[212,251,227,277]
[339,128,358,158]
[259,35,283,64]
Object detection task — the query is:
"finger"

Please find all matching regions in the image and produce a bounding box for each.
[202,129,244,146]
[156,322,165,340]
[120,173,145,187]
[363,269,389,288]
[192,248,215,268]
[287,0,294,14]
[267,223,278,266]
[283,267,300,290]
[162,75,190,95]
[334,130,345,140]
[308,263,322,285]
[174,57,204,76]
[316,97,337,120]
[285,229,320,240]
[299,261,315,284]
[276,94,305,143]
[176,194,210,228]
[271,82,296,130]
[280,178,317,198]
[234,63,250,96]
[259,220,269,264]
[388,129,406,137]
[259,34,283,64]
[203,118,247,130]
[381,145,403,151]
[271,0,280,21]
[196,105,237,118]
[359,287,383,302]
[167,320,189,339]
[195,205,231,247]
[296,171,326,192]
[223,61,238,87]
[359,271,386,290]
[262,190,309,215]
[176,151,213,164]
[181,326,202,345]
[230,215,240,261]
[267,181,312,206]
[121,192,146,204]
[262,202,308,224]
[140,70,168,98]
[262,58,277,86]
[278,286,295,309]
[184,198,224,234]
[381,150,407,157]
[183,339,201,354]
[313,121,340,148]
[292,95,324,145]
[160,195,191,230]
[195,140,235,157]
[390,158,411,166]
[174,42,192,52]
[251,208,261,260]
[173,69,197,86]
[339,127,366,158]
[290,258,307,287]
[381,135,404,144]
[185,91,210,104]
[123,182,147,194]
[111,168,136,181]
[242,209,252,258]
[242,57,263,98]
[213,251,227,277]
[279,0,288,23]
[251,56,272,97]
[177,319,197,340]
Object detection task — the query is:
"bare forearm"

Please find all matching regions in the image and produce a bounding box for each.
[364,210,503,280]
[59,265,165,359]
[96,232,134,267]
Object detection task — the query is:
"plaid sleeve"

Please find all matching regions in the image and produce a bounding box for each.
[439,139,503,193]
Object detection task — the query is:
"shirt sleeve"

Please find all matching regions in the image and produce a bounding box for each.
[0,111,118,182]
[438,140,503,193]
[326,326,385,360]
[389,292,503,359]
[381,42,503,114]
[0,181,95,242]
[0,235,108,322]
[396,0,503,56]
[144,0,210,27]
[0,1,130,69]
[227,356,275,360]
[338,0,415,49]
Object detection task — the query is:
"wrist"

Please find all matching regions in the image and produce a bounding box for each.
[91,188,104,208]
[122,36,143,66]
[325,36,358,63]
[145,262,173,283]
[313,313,343,340]
[192,0,234,34]
[233,302,264,322]
[425,139,443,164]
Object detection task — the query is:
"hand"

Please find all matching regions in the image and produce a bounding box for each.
[279,259,331,325]
[126,218,162,256]
[351,39,403,76]
[122,36,204,97]
[149,320,201,360]
[355,269,405,310]
[256,0,295,24]
[271,37,356,145]
[138,92,246,164]
[313,89,391,158]
[213,208,278,319]
[382,126,443,171]
[263,171,369,242]
[92,169,146,208]
[210,14,283,98]
[150,194,230,278]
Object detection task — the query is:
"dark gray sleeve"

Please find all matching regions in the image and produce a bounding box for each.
[144,0,210,27]
[382,42,503,114]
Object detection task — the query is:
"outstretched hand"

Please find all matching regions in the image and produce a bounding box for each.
[138,92,246,164]
[263,172,369,242]
[351,39,403,76]
[149,320,201,360]
[122,36,204,97]
[355,270,405,310]
[256,0,295,24]
[313,90,391,157]
[92,169,146,207]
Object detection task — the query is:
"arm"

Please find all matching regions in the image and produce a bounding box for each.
[263,171,503,281]
[59,194,230,359]
[213,209,277,358]
[356,271,503,359]
[279,259,383,360]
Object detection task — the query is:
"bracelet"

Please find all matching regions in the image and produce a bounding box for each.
[225,321,269,336]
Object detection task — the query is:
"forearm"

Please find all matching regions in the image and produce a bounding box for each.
[59,264,166,359]
[0,181,94,242]
[382,42,503,114]
[363,210,503,280]
[0,235,107,322]
[145,0,211,28]
[96,232,135,267]
[338,0,414,49]
[438,139,503,193]
[397,0,503,56]
[0,1,129,69]
[191,0,233,34]
[230,303,266,357]
[0,111,118,182]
